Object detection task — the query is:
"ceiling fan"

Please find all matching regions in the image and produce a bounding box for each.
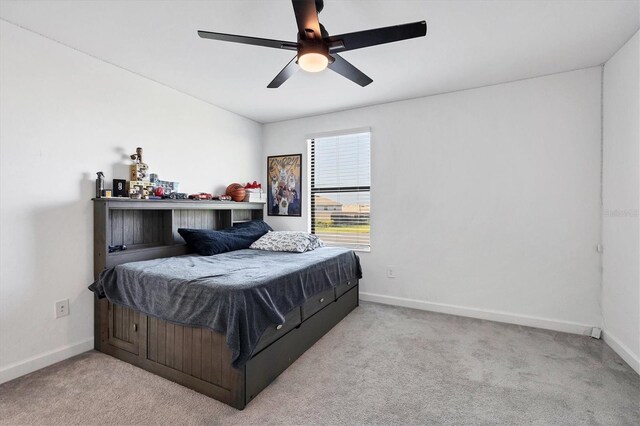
[197,0,427,88]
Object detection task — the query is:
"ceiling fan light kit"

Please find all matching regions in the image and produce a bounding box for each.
[298,52,329,72]
[198,0,427,88]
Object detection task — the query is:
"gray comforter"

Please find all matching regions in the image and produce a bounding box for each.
[89,247,361,368]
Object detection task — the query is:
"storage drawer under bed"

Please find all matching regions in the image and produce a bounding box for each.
[335,278,358,299]
[252,307,302,355]
[301,287,335,320]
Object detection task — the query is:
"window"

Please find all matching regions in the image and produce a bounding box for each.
[309,131,371,251]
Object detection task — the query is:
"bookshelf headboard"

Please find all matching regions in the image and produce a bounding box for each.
[93,199,264,278]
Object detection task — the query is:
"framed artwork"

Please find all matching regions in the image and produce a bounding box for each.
[267,154,302,217]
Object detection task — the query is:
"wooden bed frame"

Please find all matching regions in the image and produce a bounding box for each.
[93,198,359,409]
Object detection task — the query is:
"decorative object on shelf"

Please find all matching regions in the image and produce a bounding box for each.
[213,195,232,201]
[108,244,127,253]
[189,193,213,200]
[267,154,302,216]
[167,192,189,200]
[128,180,154,199]
[102,190,112,198]
[129,147,149,182]
[129,147,144,163]
[113,179,127,197]
[226,183,247,202]
[154,187,165,197]
[149,173,180,196]
[244,192,266,202]
[243,181,266,203]
[127,147,152,199]
[95,172,105,198]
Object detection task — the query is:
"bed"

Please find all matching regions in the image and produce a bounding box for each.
[91,198,361,409]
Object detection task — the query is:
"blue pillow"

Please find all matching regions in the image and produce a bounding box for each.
[232,219,273,234]
[178,220,272,256]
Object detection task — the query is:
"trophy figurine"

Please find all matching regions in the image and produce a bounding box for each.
[128,147,151,198]
[129,147,149,182]
[130,147,144,164]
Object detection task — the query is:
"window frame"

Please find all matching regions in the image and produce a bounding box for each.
[307,128,371,252]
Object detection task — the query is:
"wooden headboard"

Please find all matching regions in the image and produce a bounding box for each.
[93,199,265,278]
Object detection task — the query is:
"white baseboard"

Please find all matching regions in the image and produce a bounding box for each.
[359,292,595,336]
[602,330,640,375]
[0,338,94,384]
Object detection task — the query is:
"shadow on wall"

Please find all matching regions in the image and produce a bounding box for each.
[111,147,132,188]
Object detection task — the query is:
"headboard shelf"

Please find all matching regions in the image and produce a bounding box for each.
[92,198,265,211]
[93,199,265,276]
[104,245,190,268]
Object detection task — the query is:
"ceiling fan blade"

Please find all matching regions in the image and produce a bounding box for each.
[267,56,299,88]
[292,0,321,39]
[325,21,427,53]
[198,30,298,50]
[328,54,373,87]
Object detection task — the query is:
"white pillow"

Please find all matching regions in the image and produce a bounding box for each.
[250,231,325,253]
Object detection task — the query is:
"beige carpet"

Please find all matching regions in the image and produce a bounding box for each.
[1,302,638,425]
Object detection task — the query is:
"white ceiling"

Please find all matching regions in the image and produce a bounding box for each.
[1,0,638,123]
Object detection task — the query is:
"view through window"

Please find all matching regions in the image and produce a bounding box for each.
[309,132,371,250]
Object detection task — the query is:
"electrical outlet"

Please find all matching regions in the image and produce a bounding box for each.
[386,266,396,279]
[56,299,69,318]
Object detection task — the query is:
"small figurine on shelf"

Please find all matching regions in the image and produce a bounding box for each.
[167,192,189,200]
[129,147,144,164]
[128,147,152,199]
[149,173,180,196]
[189,193,213,200]
[129,147,149,182]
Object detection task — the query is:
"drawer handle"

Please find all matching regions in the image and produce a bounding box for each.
[319,298,325,303]
[276,324,283,330]
[347,281,351,285]
[133,323,138,332]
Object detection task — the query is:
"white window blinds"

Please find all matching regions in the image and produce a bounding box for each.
[309,132,371,251]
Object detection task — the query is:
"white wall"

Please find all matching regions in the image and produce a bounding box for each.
[264,67,603,334]
[602,31,640,373]
[1,16,622,383]
[0,21,262,382]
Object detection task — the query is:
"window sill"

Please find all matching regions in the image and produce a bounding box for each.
[325,246,370,253]
[352,248,370,253]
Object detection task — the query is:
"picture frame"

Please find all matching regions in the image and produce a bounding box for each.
[267,154,302,217]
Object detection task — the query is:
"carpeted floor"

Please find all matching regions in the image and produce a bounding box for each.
[1,301,638,425]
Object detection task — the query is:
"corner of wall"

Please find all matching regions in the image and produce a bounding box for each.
[600,29,640,374]
[603,331,640,375]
